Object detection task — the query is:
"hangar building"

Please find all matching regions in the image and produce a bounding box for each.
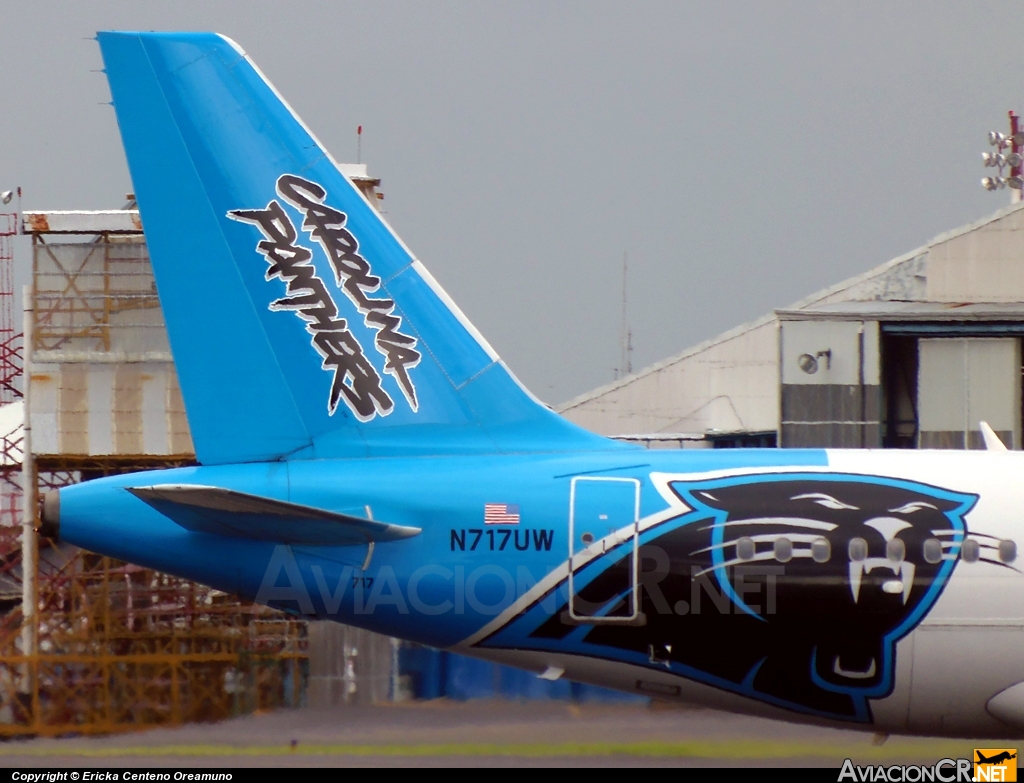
[560,201,1024,451]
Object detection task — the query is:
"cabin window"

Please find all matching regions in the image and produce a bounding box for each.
[811,537,831,563]
[773,537,793,563]
[848,537,868,562]
[999,539,1017,563]
[736,537,755,561]
[922,538,942,564]
[961,539,980,563]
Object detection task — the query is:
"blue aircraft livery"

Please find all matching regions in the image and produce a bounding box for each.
[45,31,1024,738]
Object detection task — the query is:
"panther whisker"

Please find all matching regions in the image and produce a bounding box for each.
[977,557,1022,574]
[692,552,786,577]
[931,530,998,539]
[698,517,838,533]
[690,533,828,556]
[939,539,997,549]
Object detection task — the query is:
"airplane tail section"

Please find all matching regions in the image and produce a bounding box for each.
[97,32,623,463]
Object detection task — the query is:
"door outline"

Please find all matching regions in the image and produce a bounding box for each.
[567,475,642,624]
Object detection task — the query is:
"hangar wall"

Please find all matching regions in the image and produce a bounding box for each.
[779,319,880,448]
[927,207,1024,301]
[559,317,778,439]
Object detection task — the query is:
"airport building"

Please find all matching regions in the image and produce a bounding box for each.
[561,201,1024,452]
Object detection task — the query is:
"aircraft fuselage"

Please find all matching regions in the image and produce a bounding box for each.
[55,446,1024,737]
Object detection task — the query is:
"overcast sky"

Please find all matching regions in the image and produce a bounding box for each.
[2,2,1023,404]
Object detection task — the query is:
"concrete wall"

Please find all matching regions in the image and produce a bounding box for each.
[29,361,192,457]
[780,320,881,448]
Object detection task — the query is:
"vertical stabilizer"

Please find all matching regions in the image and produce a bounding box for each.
[98,32,624,463]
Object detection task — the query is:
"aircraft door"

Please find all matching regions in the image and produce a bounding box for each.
[568,476,642,623]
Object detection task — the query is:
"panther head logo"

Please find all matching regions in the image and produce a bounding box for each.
[674,477,975,696]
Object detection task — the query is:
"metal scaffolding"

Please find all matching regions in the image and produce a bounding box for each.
[31,236,165,357]
[0,213,20,405]
[0,214,22,545]
[0,211,311,736]
[0,547,306,735]
[0,192,406,733]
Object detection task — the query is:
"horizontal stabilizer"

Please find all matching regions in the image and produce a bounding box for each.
[126,484,421,545]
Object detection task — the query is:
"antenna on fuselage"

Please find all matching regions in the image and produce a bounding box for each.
[974,417,1007,448]
[980,420,1008,451]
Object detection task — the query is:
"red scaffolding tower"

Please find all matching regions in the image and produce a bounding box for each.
[0,213,22,534]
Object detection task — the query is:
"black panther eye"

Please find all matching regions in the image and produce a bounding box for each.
[889,501,938,514]
[791,493,859,511]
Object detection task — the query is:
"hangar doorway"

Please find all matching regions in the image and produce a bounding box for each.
[880,330,1022,450]
[880,334,918,448]
[916,337,1021,449]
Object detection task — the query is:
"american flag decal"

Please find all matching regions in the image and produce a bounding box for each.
[484,503,520,525]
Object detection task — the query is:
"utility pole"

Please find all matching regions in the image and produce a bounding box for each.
[619,252,632,379]
[20,285,36,696]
